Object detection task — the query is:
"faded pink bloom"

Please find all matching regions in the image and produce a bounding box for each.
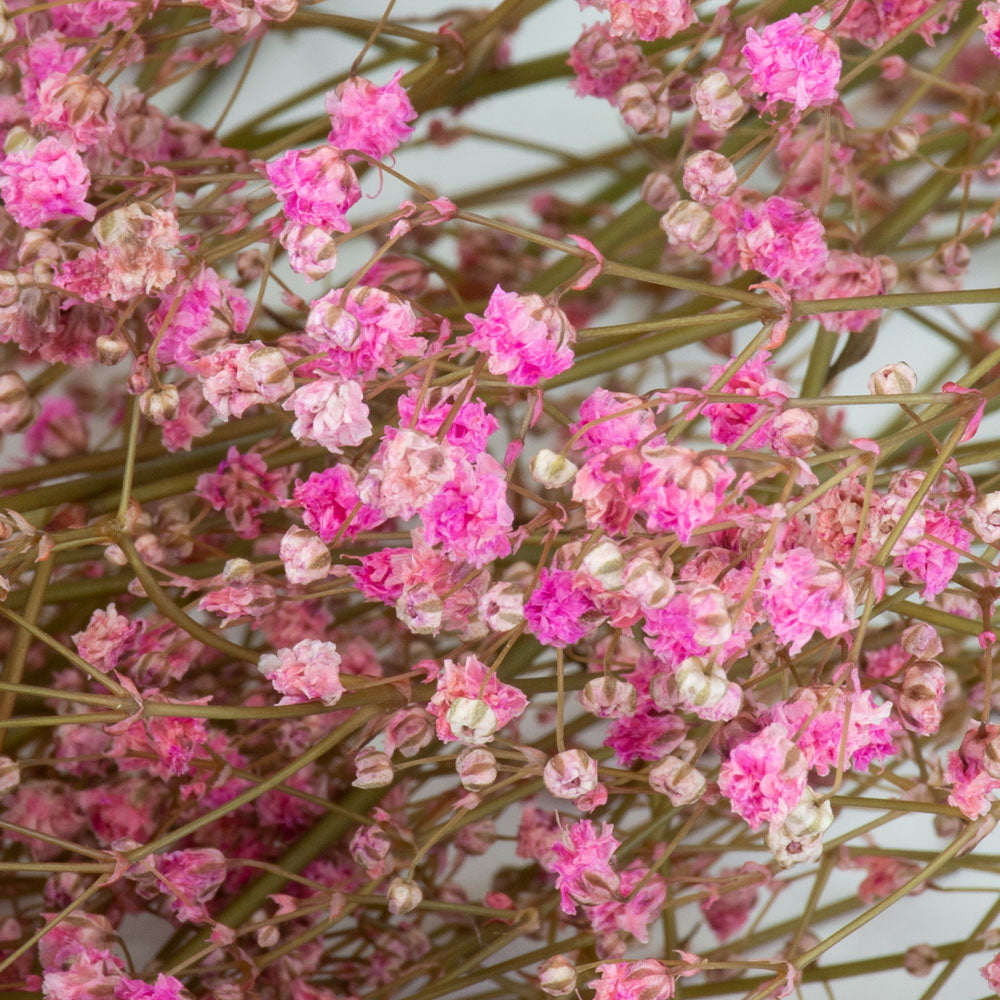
[325,70,416,160]
[982,952,1000,994]
[293,465,386,542]
[543,749,600,800]
[137,849,227,924]
[0,137,94,227]
[718,723,808,830]
[587,863,667,943]
[266,146,360,233]
[568,24,647,101]
[72,604,143,672]
[190,341,290,421]
[898,661,945,735]
[280,221,339,281]
[25,397,88,459]
[466,286,575,386]
[199,580,277,626]
[896,506,969,600]
[358,428,459,519]
[743,14,841,113]
[947,724,1000,818]
[32,75,114,149]
[42,951,121,1000]
[279,526,331,586]
[427,654,528,744]
[195,446,288,540]
[692,70,745,130]
[702,351,790,450]
[258,639,345,706]
[546,819,621,915]
[737,196,828,289]
[700,863,767,941]
[683,151,739,206]
[115,974,189,1000]
[602,0,695,41]
[982,2,1000,58]
[283,376,372,453]
[835,0,960,47]
[801,251,886,333]
[587,961,674,1000]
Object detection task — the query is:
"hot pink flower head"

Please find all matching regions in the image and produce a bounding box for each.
[896,507,970,600]
[572,388,657,457]
[325,70,416,160]
[718,723,808,830]
[525,567,602,648]
[702,351,790,450]
[72,604,142,672]
[947,724,1000,818]
[546,819,621,915]
[396,381,499,460]
[982,2,1000,58]
[283,376,371,454]
[737,196,829,289]
[568,24,647,101]
[465,286,576,386]
[421,453,514,568]
[144,848,227,924]
[760,547,855,655]
[258,639,345,706]
[304,285,424,382]
[293,465,386,542]
[265,145,360,233]
[743,14,841,113]
[0,137,94,228]
[427,654,528,744]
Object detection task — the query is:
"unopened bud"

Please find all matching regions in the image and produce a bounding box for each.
[446,697,498,745]
[353,747,394,788]
[867,361,917,395]
[772,408,818,456]
[479,582,525,631]
[139,384,179,424]
[248,345,294,399]
[256,924,279,948]
[660,200,718,254]
[0,755,19,795]
[649,755,705,806]
[901,623,942,660]
[886,125,919,161]
[386,876,422,915]
[539,956,577,996]
[692,70,745,130]
[96,334,129,365]
[579,675,637,719]
[279,526,331,586]
[903,944,938,977]
[583,540,625,590]
[456,746,498,790]
[898,660,945,736]
[0,270,17,307]
[0,372,35,433]
[3,126,36,156]
[543,749,599,800]
[783,787,833,840]
[530,448,577,488]
[222,558,255,585]
[641,170,679,212]
[970,492,1000,545]
[617,80,671,137]
[683,150,738,206]
[623,556,674,609]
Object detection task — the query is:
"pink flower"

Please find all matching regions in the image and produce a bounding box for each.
[572,388,656,457]
[981,952,1000,994]
[115,974,189,1000]
[283,377,372,453]
[421,453,514,568]
[568,24,647,101]
[718,723,808,830]
[760,548,855,655]
[525,567,602,648]
[195,446,288,540]
[305,285,423,382]
[25,397,88,460]
[982,2,1000,58]
[325,70,416,160]
[546,819,621,915]
[396,381,499,460]
[947,725,1000,818]
[427,654,528,744]
[588,962,675,1000]
[293,466,386,542]
[896,507,970,600]
[140,848,227,924]
[702,351,790,450]
[358,428,460,520]
[32,75,114,149]
[604,0,695,41]
[743,14,841,113]
[605,711,686,765]
[72,604,143,672]
[191,342,293,421]
[736,196,828,289]
[801,251,886,334]
[586,862,667,942]
[258,639,345,706]
[465,286,576,386]
[0,137,94,227]
[835,0,959,47]
[265,146,361,233]
[700,863,766,941]
[279,526,331,586]
[42,951,121,1000]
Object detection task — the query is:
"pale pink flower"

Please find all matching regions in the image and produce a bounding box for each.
[115,974,189,1000]
[982,2,1000,58]
[72,604,143,672]
[801,251,886,333]
[572,388,656,457]
[199,581,277,626]
[568,24,647,101]
[42,951,121,1000]
[692,70,745,130]
[279,526,331,586]
[586,863,667,943]
[325,70,416,160]
[465,286,575,386]
[358,428,459,519]
[265,146,360,233]
[258,639,345,706]
[25,397,88,459]
[195,446,288,540]
[598,0,695,40]
[543,749,600,800]
[0,137,94,227]
[700,863,767,941]
[587,961,674,1000]
[737,196,828,289]
[190,341,293,421]
[743,14,841,113]
[683,151,739,206]
[835,0,960,47]
[898,661,945,735]
[981,952,1000,994]
[947,724,1000,818]
[283,376,372,453]
[280,221,339,280]
[702,351,790,450]
[546,819,621,915]
[32,74,114,149]
[718,723,808,830]
[427,654,528,744]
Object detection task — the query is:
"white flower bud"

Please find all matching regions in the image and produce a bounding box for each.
[539,956,577,996]
[530,448,577,488]
[387,876,423,915]
[139,384,179,424]
[867,361,917,395]
[660,200,718,254]
[886,125,919,161]
[352,747,394,788]
[456,746,498,790]
[649,755,705,805]
[583,540,625,590]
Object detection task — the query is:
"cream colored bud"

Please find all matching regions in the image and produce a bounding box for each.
[530,448,577,488]
[139,385,179,424]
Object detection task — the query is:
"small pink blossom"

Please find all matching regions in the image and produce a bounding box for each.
[801,251,886,334]
[283,377,372,453]
[72,604,143,672]
[525,567,602,648]
[743,14,841,113]
[325,70,416,160]
[115,974,189,1000]
[737,196,829,289]
[588,961,674,1000]
[293,465,386,542]
[427,654,528,744]
[603,0,695,41]
[358,428,459,519]
[568,24,647,101]
[0,137,94,227]
[466,286,575,386]
[265,146,360,233]
[195,446,288,540]
[546,819,621,915]
[258,639,345,706]
[718,723,808,830]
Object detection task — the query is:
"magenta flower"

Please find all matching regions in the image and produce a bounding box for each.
[325,70,416,160]
[265,145,360,233]
[736,196,828,289]
[524,567,602,648]
[0,136,94,227]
